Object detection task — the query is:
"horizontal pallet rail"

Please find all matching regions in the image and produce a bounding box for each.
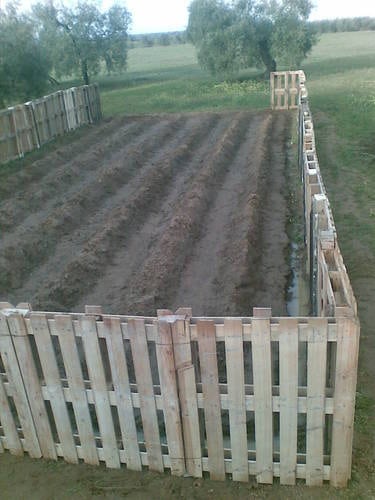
[0,84,102,165]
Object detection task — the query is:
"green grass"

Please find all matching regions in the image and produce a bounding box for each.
[97,44,269,115]
[301,32,375,493]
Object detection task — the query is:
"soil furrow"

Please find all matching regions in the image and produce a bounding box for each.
[0,118,156,230]
[247,111,291,315]
[0,116,143,203]
[76,113,239,313]
[7,114,216,304]
[172,112,272,316]
[118,112,255,315]
[27,113,221,310]
[0,116,186,291]
[1,110,293,318]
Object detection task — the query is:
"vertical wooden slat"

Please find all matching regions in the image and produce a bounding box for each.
[55,315,99,465]
[128,318,164,472]
[285,72,290,109]
[30,314,78,463]
[197,320,225,481]
[291,73,297,108]
[276,75,282,108]
[156,319,185,476]
[0,314,40,457]
[224,318,248,482]
[102,317,142,471]
[171,317,202,477]
[7,314,57,459]
[330,317,359,487]
[0,362,23,455]
[252,308,273,484]
[279,318,299,485]
[79,316,120,468]
[306,318,327,486]
[270,73,275,109]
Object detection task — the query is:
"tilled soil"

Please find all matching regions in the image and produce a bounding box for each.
[0,110,291,316]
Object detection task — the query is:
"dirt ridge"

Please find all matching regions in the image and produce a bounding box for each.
[1,110,292,316]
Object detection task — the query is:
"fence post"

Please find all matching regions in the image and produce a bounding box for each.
[170,312,202,478]
[330,317,359,487]
[155,318,185,476]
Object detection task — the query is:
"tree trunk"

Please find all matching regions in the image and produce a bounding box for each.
[81,59,89,85]
[259,40,277,76]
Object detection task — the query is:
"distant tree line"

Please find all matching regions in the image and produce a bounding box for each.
[1,0,374,108]
[310,17,375,34]
[128,31,188,49]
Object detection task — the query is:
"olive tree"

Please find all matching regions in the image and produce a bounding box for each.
[188,0,316,76]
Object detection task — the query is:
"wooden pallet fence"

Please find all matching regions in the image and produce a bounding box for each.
[0,84,102,165]
[270,71,301,110]
[0,70,359,489]
[0,304,359,487]
[291,71,357,317]
[270,70,357,318]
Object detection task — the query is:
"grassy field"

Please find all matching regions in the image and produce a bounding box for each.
[99,43,268,115]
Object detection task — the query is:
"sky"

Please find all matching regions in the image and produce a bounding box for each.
[3,0,375,33]
[122,0,375,33]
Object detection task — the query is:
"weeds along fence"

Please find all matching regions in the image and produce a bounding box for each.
[0,73,359,488]
[0,84,101,165]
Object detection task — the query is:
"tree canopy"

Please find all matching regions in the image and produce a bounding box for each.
[0,3,51,107]
[33,1,132,85]
[187,0,317,76]
[0,1,131,106]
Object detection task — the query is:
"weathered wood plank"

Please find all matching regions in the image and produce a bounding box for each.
[306,318,328,486]
[197,320,225,481]
[128,318,164,472]
[55,315,99,465]
[30,314,78,463]
[279,318,299,485]
[224,318,248,482]
[79,316,120,468]
[252,310,273,484]
[102,316,142,471]
[7,314,57,459]
[0,366,23,455]
[0,315,40,457]
[171,317,202,477]
[155,319,185,476]
[330,317,359,487]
